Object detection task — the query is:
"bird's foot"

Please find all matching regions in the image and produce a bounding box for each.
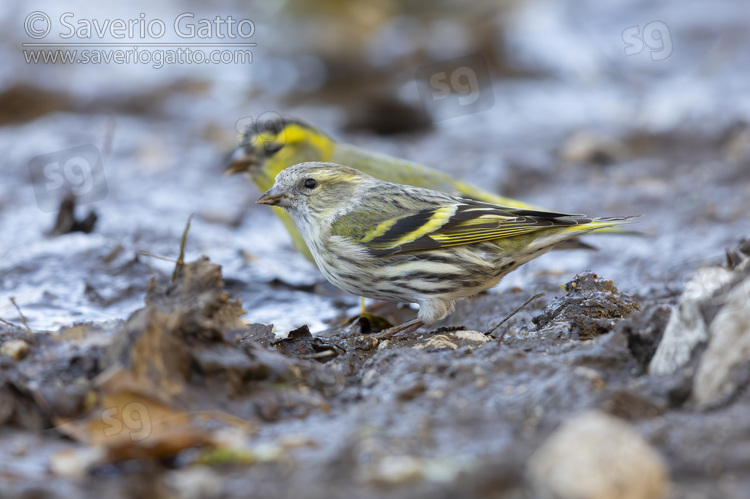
[341,312,393,337]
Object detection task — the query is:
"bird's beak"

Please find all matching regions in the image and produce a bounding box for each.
[224,146,256,176]
[257,186,292,207]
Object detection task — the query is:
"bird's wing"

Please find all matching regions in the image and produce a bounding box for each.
[334,197,587,257]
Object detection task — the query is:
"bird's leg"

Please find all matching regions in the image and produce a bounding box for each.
[344,299,392,336]
[372,318,424,339]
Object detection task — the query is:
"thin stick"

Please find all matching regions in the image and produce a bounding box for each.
[172,214,194,282]
[0,317,18,329]
[372,317,423,340]
[9,297,33,337]
[298,350,338,360]
[485,292,545,337]
[138,251,177,263]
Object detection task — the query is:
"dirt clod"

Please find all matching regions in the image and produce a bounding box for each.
[532,271,641,340]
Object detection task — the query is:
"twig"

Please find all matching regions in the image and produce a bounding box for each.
[0,317,18,329]
[172,214,194,283]
[298,350,338,360]
[138,251,177,263]
[9,297,33,337]
[485,292,545,338]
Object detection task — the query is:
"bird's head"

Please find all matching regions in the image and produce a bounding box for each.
[225,117,336,192]
[256,162,367,220]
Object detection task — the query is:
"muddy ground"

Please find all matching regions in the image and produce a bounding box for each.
[2,1,750,498]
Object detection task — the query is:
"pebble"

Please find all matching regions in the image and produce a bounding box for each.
[0,339,29,360]
[649,267,733,375]
[528,410,669,499]
[693,275,750,409]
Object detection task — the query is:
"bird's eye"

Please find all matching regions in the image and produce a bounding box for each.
[303,178,318,189]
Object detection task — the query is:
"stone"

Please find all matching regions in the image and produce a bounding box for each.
[649,267,734,375]
[528,410,669,499]
[0,339,29,361]
[693,275,750,409]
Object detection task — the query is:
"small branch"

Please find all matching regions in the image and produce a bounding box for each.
[9,297,33,338]
[138,251,177,263]
[172,214,194,283]
[298,350,338,360]
[0,317,19,329]
[485,292,545,338]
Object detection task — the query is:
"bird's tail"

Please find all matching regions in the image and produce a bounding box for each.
[531,215,640,252]
[569,215,640,233]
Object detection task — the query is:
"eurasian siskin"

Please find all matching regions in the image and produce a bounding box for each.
[257,162,636,335]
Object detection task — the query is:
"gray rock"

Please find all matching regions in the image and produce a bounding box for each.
[649,267,734,375]
[693,275,750,409]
